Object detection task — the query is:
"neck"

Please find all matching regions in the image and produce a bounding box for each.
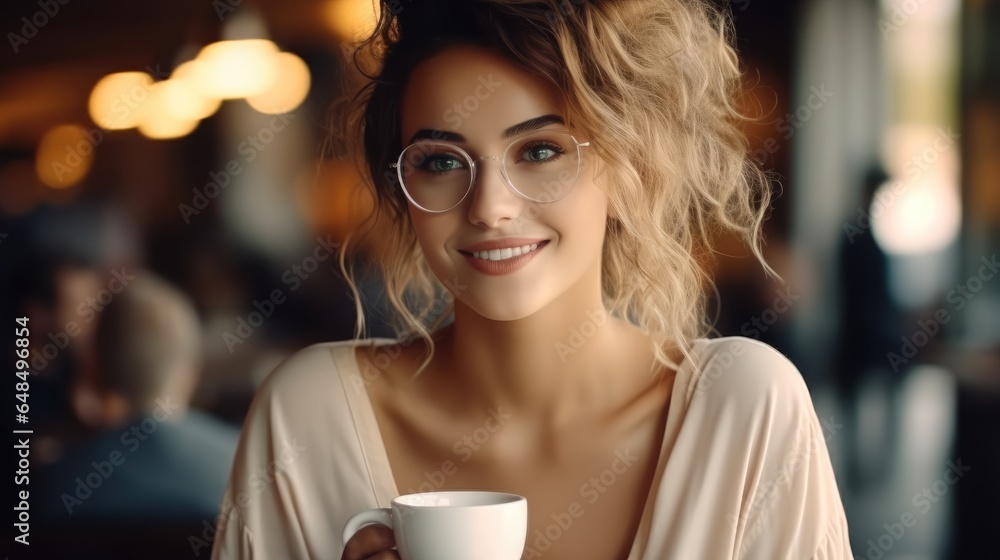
[434,279,655,428]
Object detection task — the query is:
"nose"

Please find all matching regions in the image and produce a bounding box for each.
[466,156,524,228]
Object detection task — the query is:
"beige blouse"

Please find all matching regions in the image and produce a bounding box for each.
[209,336,853,559]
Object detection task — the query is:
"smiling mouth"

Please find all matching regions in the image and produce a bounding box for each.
[458,240,549,276]
[461,241,549,261]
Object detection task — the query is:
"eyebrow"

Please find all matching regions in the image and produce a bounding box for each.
[407,114,565,144]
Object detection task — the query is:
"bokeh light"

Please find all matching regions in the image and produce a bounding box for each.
[88,71,155,130]
[167,60,223,120]
[871,180,961,255]
[246,52,311,114]
[35,124,96,188]
[136,82,201,140]
[192,39,280,99]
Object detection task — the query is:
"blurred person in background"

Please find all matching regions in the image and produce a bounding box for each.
[4,199,141,461]
[37,270,238,521]
[835,165,905,491]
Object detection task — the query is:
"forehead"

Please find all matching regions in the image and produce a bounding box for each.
[400,46,565,146]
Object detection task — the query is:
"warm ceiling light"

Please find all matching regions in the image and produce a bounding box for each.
[167,60,222,120]
[88,71,154,130]
[192,39,280,99]
[138,113,200,139]
[36,124,95,188]
[246,52,311,114]
[137,82,201,139]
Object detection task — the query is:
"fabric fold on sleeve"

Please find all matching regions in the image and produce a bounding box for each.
[209,353,314,560]
[210,342,374,560]
[727,339,853,560]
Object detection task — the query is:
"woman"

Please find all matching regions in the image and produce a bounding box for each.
[210,0,853,558]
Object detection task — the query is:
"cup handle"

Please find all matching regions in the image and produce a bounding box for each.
[343,508,393,545]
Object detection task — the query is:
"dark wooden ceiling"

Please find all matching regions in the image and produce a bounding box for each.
[0,0,342,149]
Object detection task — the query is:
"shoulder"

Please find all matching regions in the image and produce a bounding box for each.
[681,340,851,556]
[686,336,807,405]
[677,338,851,556]
[252,338,395,406]
[232,339,394,459]
[258,340,359,394]
[682,336,818,438]
[212,340,400,542]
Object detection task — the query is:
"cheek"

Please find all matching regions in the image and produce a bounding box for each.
[408,212,455,261]
[564,172,610,222]
[544,192,608,251]
[561,177,610,253]
[584,161,614,211]
[408,206,436,239]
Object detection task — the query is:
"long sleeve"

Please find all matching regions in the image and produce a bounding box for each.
[616,336,855,559]
[208,349,320,560]
[712,339,853,559]
[209,341,394,560]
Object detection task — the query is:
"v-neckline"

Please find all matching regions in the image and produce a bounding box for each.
[341,338,691,560]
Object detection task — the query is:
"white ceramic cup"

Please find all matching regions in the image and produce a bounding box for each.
[342,490,527,560]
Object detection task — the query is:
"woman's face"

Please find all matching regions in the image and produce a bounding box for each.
[399,45,609,321]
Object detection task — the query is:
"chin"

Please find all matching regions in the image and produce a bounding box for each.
[457,291,548,322]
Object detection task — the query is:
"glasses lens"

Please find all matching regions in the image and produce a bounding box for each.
[503,130,581,203]
[398,143,472,211]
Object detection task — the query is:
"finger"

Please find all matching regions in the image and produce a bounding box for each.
[365,551,401,560]
[342,525,396,560]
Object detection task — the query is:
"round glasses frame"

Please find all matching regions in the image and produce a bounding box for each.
[388,131,592,214]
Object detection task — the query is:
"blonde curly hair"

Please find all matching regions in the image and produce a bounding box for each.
[333,0,774,378]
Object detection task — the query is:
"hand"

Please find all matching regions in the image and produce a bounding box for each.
[341,525,400,560]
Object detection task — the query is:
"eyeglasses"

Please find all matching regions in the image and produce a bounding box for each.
[389,129,591,213]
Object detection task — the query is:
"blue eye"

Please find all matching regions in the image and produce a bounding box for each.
[425,156,465,173]
[520,141,565,164]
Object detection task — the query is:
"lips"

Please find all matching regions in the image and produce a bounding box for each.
[457,238,551,276]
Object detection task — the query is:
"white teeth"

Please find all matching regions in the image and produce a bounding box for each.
[472,243,541,261]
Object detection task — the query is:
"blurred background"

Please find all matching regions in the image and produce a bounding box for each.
[0,0,997,558]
